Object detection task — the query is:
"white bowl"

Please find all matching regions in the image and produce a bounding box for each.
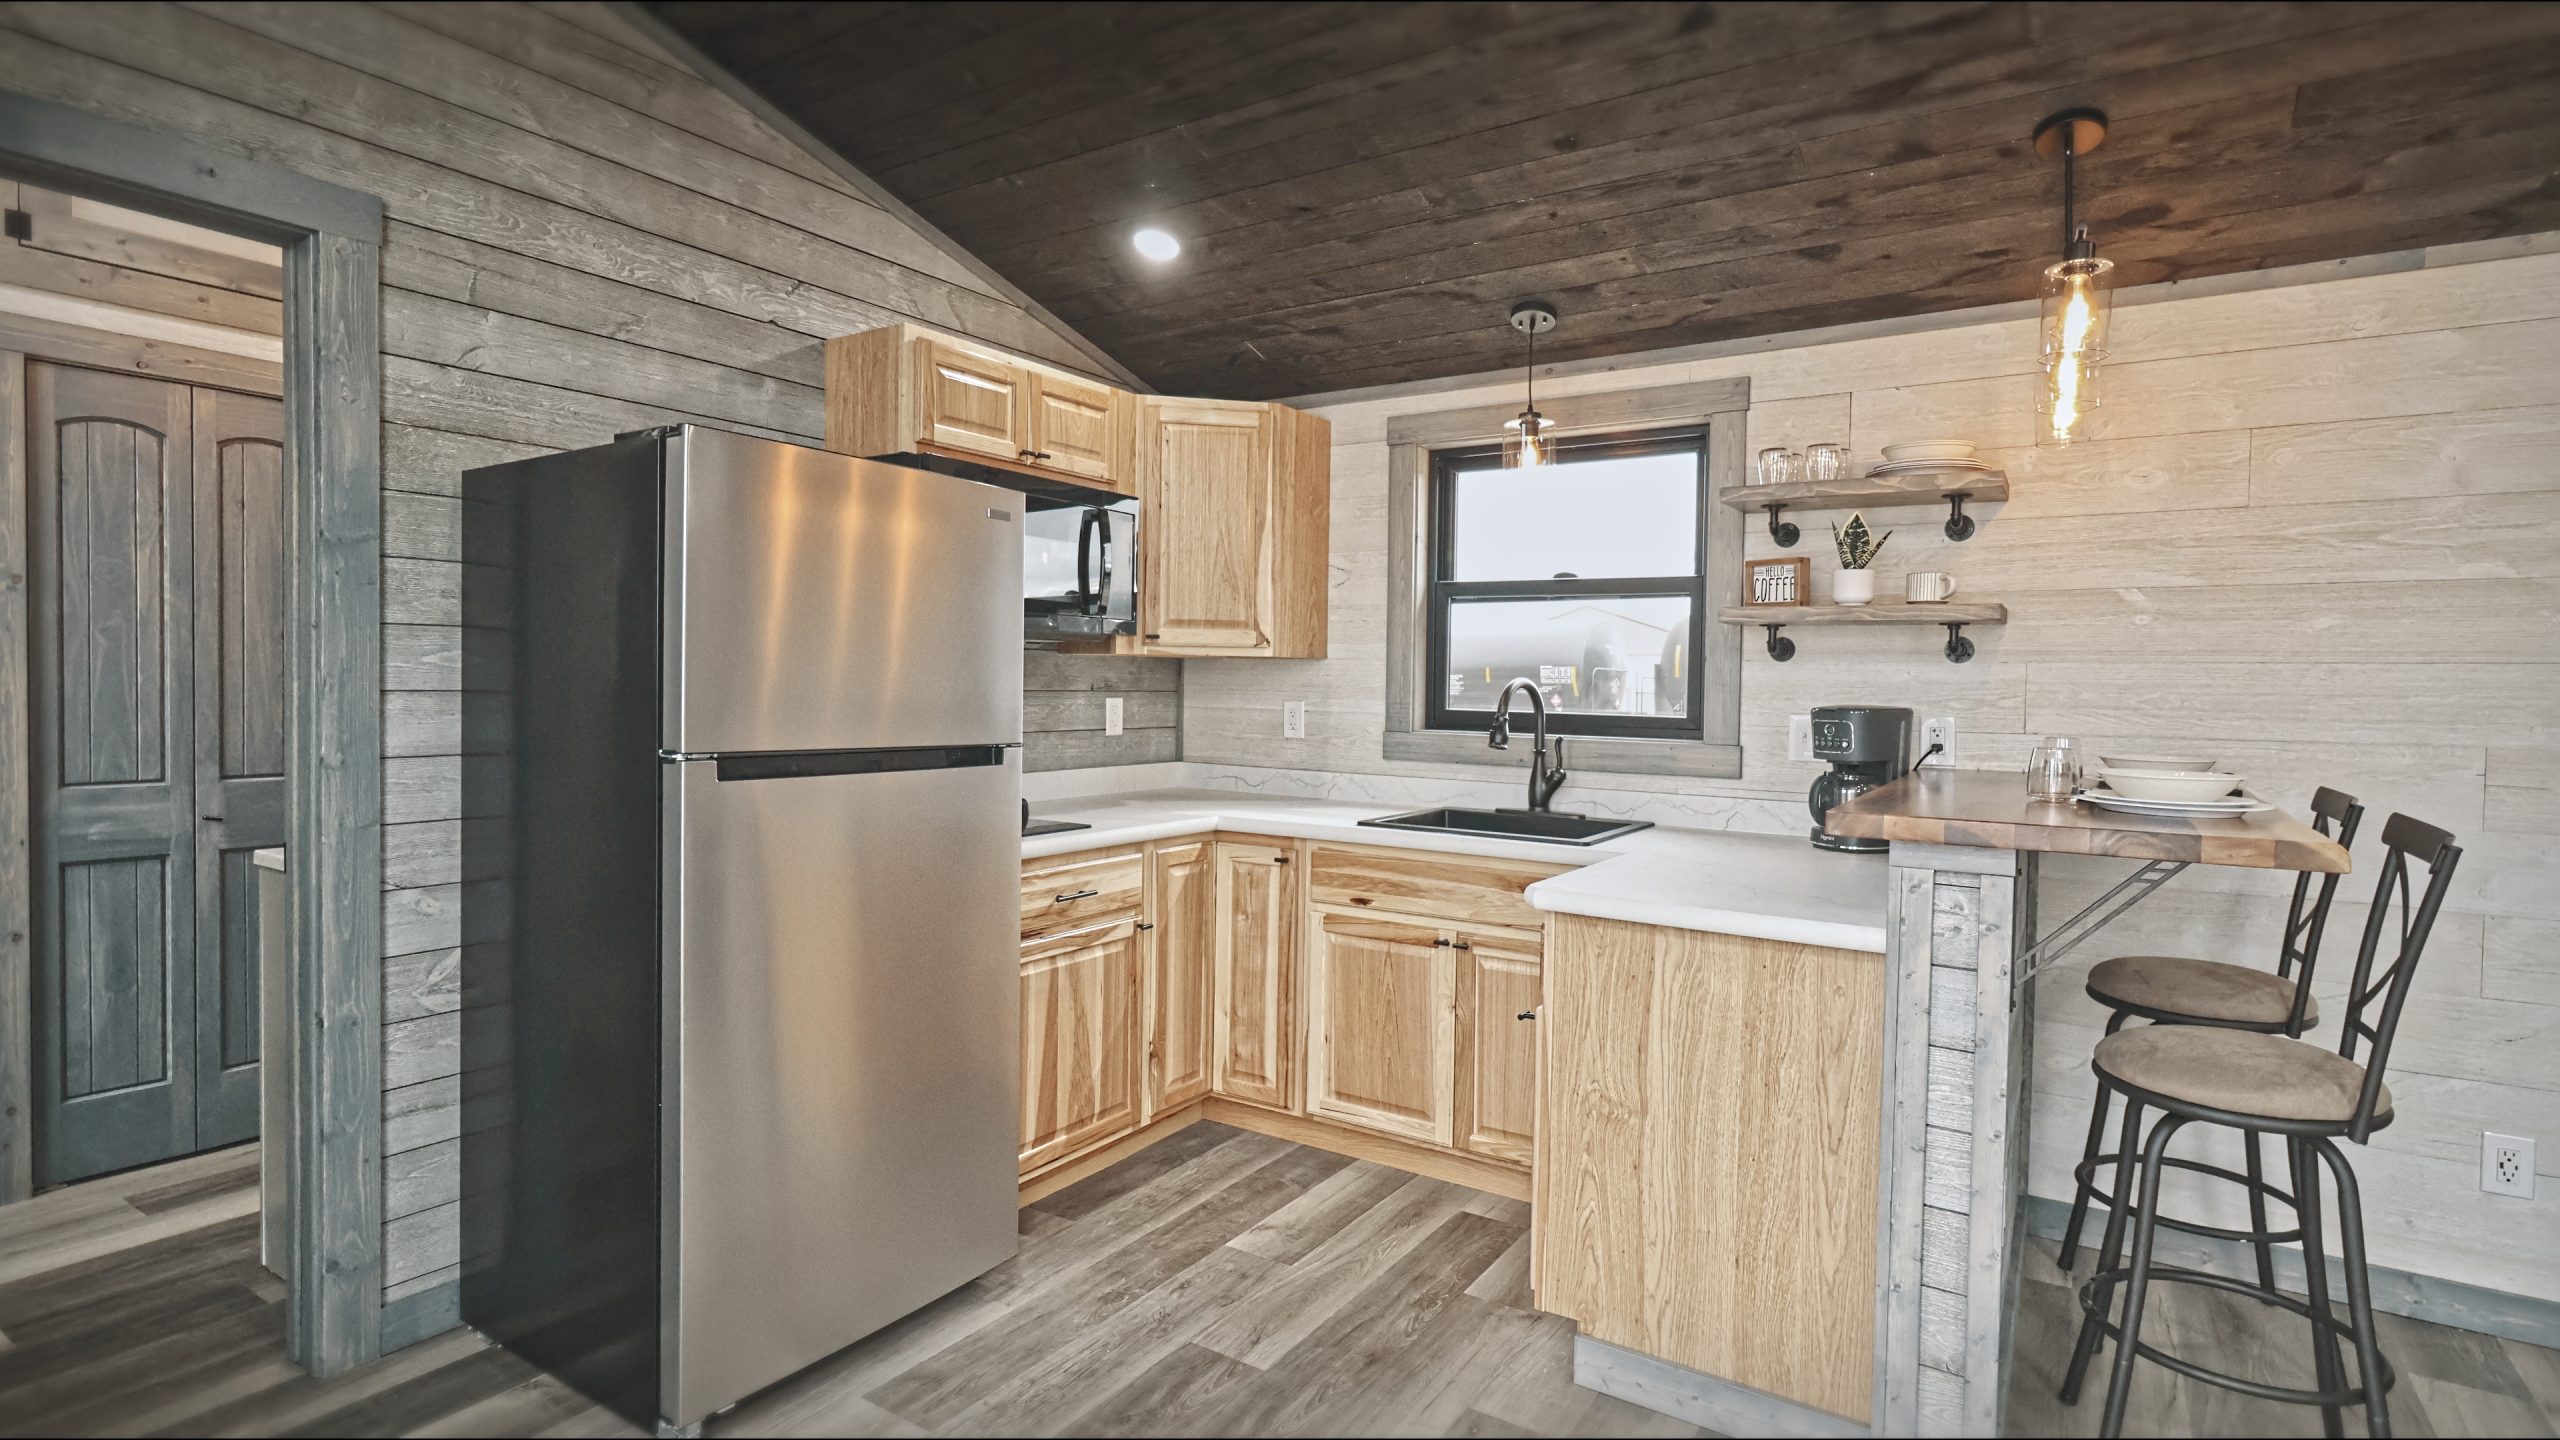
[1881,440,1978,463]
[2095,767,2244,803]
[2098,753,2217,773]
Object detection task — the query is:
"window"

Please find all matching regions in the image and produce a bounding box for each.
[1423,427,1708,741]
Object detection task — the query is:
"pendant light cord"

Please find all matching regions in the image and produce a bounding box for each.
[1525,323,1536,412]
[2060,132,2076,256]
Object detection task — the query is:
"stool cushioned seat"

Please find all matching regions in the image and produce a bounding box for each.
[2087,954,2317,1028]
[2093,1026,2388,1126]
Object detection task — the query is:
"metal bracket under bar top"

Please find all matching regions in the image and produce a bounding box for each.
[2012,858,2189,997]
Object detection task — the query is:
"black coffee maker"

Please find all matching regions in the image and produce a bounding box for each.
[1808,705,1913,852]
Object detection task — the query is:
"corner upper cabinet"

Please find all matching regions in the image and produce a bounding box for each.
[1136,398,1329,658]
[824,324,1134,494]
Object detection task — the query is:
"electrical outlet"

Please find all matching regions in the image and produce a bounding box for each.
[1921,716,1957,767]
[1788,713,1813,762]
[1104,696,1124,737]
[1283,700,1308,739]
[2484,1132,2536,1198]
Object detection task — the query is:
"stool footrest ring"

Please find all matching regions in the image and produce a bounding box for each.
[2071,1152,2304,1247]
[2076,1263,2396,1408]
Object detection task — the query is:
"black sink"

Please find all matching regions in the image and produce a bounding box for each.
[1357,807,1652,847]
[1023,818,1092,838]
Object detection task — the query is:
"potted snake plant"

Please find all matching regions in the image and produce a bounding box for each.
[1831,512,1891,604]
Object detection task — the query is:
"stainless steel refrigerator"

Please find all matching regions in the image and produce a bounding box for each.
[458,426,1023,1434]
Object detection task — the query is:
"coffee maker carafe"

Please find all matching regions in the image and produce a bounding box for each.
[1808,705,1913,852]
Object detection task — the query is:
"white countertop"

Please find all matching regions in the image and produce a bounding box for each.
[1024,788,1889,953]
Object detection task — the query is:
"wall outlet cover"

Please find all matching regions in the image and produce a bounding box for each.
[1283,700,1307,740]
[1104,696,1124,737]
[2484,1132,2535,1198]
[1921,716,1957,766]
[1787,713,1813,762]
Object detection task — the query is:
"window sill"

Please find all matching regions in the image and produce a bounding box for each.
[1383,729,1742,779]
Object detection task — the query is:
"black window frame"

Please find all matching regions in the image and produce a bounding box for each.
[1423,425,1710,742]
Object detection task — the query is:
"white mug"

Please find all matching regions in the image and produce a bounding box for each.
[1906,571,1956,603]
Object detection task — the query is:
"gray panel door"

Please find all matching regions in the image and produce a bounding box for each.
[191,387,285,1149]
[28,361,200,1185]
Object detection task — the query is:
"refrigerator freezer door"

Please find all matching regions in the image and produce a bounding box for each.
[663,428,1024,754]
[662,750,1020,1428]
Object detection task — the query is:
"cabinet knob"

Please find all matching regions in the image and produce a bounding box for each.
[1517,1010,1538,1022]
[1136,922,1156,931]
[1434,937,1451,947]
[1453,941,1472,951]
[1274,855,1290,865]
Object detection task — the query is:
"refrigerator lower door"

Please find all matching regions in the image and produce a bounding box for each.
[661,747,1020,1428]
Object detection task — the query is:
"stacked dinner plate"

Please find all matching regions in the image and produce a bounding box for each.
[2078,756,2271,817]
[1868,440,1993,478]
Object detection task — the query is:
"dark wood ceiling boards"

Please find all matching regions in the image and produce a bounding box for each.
[651,2,2560,398]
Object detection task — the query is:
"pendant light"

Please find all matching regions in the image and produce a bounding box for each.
[2033,108,2112,446]
[1502,301,1558,468]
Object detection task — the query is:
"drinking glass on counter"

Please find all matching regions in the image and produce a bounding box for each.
[2026,736,2081,803]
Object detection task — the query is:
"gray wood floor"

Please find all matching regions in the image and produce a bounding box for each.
[0,1123,2553,1438]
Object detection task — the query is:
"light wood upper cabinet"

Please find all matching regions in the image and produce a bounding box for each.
[1136,398,1328,658]
[1305,910,1457,1147]
[1018,919,1142,1176]
[1211,839,1299,1111]
[1025,371,1132,489]
[1143,839,1216,1120]
[916,338,1027,462]
[1453,926,1543,1166]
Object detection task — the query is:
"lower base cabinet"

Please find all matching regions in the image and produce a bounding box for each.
[1454,927,1543,1166]
[1211,840,1299,1111]
[1143,840,1216,1119]
[1017,919,1141,1176]
[1305,910,1455,1146]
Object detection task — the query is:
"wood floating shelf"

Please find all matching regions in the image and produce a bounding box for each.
[1720,469,2008,546]
[1715,600,2008,664]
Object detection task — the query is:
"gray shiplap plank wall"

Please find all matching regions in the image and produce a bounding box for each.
[0,0,1148,1343]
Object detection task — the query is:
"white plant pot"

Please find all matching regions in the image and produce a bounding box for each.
[1833,569,1875,605]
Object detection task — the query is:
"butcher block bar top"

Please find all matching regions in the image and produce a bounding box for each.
[1827,768,2351,872]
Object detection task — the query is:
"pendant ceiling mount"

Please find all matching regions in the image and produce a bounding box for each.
[2031,107,2109,161]
[1509,301,1558,336]
[1502,301,1559,469]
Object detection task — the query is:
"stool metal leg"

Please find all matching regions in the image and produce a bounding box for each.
[2063,1095,2146,1406]
[2243,1128,2276,1293]
[2100,1113,2188,1438]
[2293,1138,2347,1439]
[2058,1013,2131,1272]
[2319,1138,2391,1439]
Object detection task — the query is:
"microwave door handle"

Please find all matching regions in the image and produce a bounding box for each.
[1076,506,1100,615]
[1094,514,1114,617]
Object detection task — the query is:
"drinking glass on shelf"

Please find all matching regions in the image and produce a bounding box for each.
[1804,443,1846,483]
[1755,447,1800,486]
[2026,736,2081,804]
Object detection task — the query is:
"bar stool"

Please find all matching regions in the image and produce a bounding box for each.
[2057,787,2364,1287]
[2061,812,2463,1438]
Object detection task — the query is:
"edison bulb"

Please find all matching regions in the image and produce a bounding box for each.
[2038,254,2114,444]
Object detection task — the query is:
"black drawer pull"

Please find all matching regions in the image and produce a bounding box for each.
[1053,888,1100,903]
[1517,1010,1537,1021]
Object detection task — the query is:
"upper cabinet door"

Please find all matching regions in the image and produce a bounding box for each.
[1139,398,1273,653]
[915,339,1026,462]
[1025,373,1131,491]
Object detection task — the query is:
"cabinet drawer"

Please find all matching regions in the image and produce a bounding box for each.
[1021,848,1145,941]
[1306,844,1566,930]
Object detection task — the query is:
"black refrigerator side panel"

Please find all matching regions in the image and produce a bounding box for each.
[459,436,664,1428]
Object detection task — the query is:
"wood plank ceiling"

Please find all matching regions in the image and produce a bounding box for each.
[649,1,2560,399]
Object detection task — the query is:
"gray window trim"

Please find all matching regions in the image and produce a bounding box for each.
[1383,376,1748,779]
[0,88,386,1378]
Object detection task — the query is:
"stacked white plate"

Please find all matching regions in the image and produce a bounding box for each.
[2078,763,2269,818]
[1867,457,1995,477]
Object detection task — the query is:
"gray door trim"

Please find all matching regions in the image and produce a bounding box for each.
[0,88,386,1379]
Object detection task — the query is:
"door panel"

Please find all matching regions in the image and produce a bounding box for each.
[1143,841,1214,1118]
[1455,928,1542,1166]
[666,753,1020,1425]
[1019,921,1141,1174]
[1305,911,1454,1146]
[1211,840,1296,1110]
[1139,399,1271,652]
[29,362,198,1185]
[915,339,1024,460]
[665,429,1023,754]
[193,388,285,1145]
[1025,374,1125,487]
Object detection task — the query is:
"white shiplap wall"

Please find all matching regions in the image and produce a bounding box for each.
[1187,243,2560,1303]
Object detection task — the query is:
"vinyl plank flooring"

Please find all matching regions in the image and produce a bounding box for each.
[2,1138,2553,1439]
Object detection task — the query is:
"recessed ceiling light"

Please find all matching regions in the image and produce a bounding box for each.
[1131,227,1181,262]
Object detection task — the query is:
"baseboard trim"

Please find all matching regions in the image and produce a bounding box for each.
[1018,1103,1204,1207]
[379,1278,461,1355]
[1574,1335,1868,1438]
[1201,1098,1531,1201]
[2020,1194,2560,1349]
